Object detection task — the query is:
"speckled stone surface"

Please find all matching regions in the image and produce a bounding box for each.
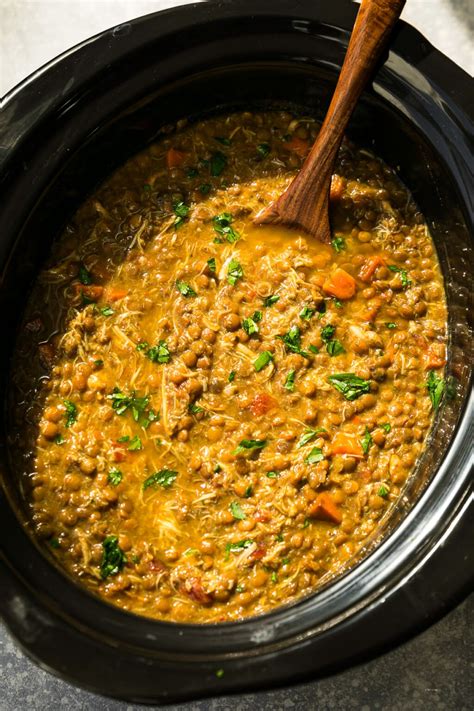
[1,595,473,709]
[1,1,473,708]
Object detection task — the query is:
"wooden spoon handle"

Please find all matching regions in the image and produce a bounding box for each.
[255,0,406,241]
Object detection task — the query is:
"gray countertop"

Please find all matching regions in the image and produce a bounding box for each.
[0,1,472,709]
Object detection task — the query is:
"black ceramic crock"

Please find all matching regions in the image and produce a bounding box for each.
[0,0,472,704]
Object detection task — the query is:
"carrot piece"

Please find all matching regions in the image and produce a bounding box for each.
[308,493,342,525]
[359,256,385,282]
[284,136,310,158]
[331,432,364,457]
[323,268,356,300]
[166,147,187,169]
[249,392,277,416]
[424,343,447,369]
[330,174,345,202]
[106,287,128,302]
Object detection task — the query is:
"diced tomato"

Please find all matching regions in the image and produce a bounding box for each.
[112,449,127,463]
[249,392,277,417]
[185,578,212,605]
[254,510,271,523]
[251,544,266,561]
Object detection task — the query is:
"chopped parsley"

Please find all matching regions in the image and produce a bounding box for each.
[176,280,197,297]
[230,501,246,520]
[210,151,227,176]
[207,257,216,273]
[257,142,271,158]
[317,301,327,318]
[263,294,280,307]
[188,402,205,415]
[277,325,309,358]
[213,213,240,243]
[94,359,104,367]
[254,350,273,372]
[388,264,412,288]
[215,669,225,679]
[49,537,60,549]
[426,370,445,410]
[321,324,345,356]
[227,258,243,286]
[100,305,114,317]
[242,315,260,336]
[234,439,267,455]
[266,471,279,478]
[385,322,397,329]
[78,263,92,285]
[244,486,253,498]
[379,422,391,433]
[284,369,296,391]
[228,370,236,382]
[108,388,157,428]
[308,344,319,354]
[328,373,371,401]
[64,400,77,428]
[108,469,123,486]
[377,485,390,498]
[360,427,373,454]
[173,201,189,228]
[331,236,346,252]
[297,427,326,448]
[305,447,324,464]
[299,305,316,320]
[54,433,65,445]
[127,435,143,451]
[271,571,278,583]
[145,340,171,364]
[143,469,178,490]
[100,536,126,579]
[225,539,254,558]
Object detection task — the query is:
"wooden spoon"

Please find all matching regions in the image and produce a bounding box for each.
[254,0,406,242]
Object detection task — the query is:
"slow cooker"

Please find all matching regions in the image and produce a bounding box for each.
[0,0,472,703]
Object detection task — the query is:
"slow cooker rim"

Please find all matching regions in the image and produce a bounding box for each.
[0,0,472,695]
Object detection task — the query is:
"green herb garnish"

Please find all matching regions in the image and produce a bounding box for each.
[54,433,65,445]
[176,280,197,297]
[234,439,267,455]
[64,400,77,428]
[331,236,346,252]
[108,469,123,486]
[378,485,390,498]
[305,447,324,464]
[227,258,243,286]
[145,340,171,364]
[257,143,271,158]
[379,422,391,433]
[228,370,236,382]
[100,536,126,579]
[284,369,296,391]
[326,339,345,357]
[266,471,279,478]
[225,539,254,558]
[277,325,309,358]
[188,402,204,415]
[49,538,60,549]
[385,322,397,329]
[299,305,315,320]
[108,388,156,428]
[388,264,412,288]
[242,315,260,336]
[100,305,114,317]
[127,435,142,451]
[173,201,189,228]
[254,350,273,372]
[328,373,371,401]
[210,151,227,176]
[297,427,326,448]
[78,264,92,285]
[230,501,246,520]
[263,294,279,307]
[361,427,373,454]
[426,370,445,410]
[143,469,178,490]
[207,257,216,273]
[213,213,240,243]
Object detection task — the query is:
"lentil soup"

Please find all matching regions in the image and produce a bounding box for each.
[11,110,447,623]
